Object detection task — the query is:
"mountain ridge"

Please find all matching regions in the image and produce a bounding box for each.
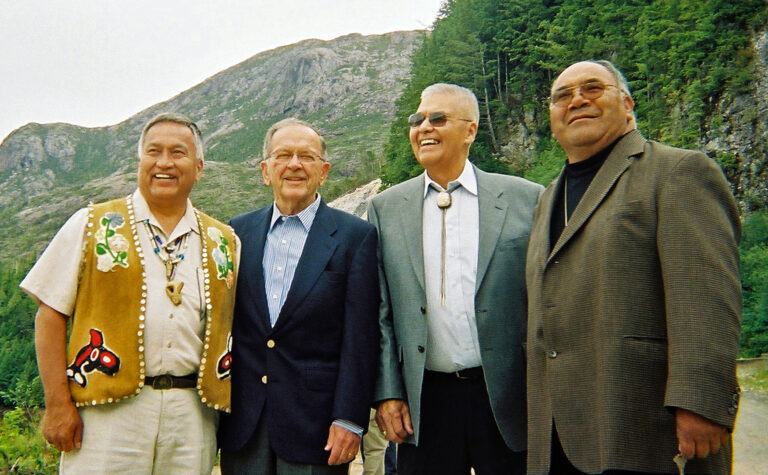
[0,30,423,262]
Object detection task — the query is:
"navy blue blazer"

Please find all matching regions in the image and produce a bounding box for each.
[218,200,380,465]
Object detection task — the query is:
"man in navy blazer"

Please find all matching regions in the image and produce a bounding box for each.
[219,118,380,474]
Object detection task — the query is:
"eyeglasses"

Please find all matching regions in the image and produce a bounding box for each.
[549,81,619,107]
[408,111,473,128]
[269,151,323,164]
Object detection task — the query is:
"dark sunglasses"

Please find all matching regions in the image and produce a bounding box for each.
[408,111,473,128]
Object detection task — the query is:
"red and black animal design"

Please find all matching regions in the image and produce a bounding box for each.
[217,333,232,380]
[67,328,121,387]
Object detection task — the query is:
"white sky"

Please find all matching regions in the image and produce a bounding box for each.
[0,0,444,142]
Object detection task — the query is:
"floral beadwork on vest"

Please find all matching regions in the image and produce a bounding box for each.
[67,195,237,411]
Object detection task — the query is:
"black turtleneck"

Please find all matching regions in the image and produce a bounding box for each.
[549,137,623,252]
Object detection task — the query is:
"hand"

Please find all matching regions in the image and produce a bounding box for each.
[675,408,729,459]
[375,399,413,443]
[42,400,83,452]
[324,424,360,465]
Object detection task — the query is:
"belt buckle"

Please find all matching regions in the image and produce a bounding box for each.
[152,375,173,390]
[455,370,470,380]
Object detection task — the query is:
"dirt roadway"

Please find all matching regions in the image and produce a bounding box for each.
[733,390,768,475]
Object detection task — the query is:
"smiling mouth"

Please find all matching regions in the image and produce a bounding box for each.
[154,174,175,179]
[420,139,439,146]
[568,115,596,124]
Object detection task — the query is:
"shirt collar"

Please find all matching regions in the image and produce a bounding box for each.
[132,189,199,239]
[422,160,478,198]
[269,193,322,232]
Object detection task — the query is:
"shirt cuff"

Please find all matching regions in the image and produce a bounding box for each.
[332,419,363,438]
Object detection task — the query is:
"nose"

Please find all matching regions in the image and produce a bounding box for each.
[286,153,302,169]
[569,88,589,108]
[157,150,174,167]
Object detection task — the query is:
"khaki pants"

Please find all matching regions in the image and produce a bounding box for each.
[362,409,388,475]
[61,386,218,474]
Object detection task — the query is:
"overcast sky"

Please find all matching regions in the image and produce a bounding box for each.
[0,0,444,142]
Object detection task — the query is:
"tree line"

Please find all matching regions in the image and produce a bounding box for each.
[379,0,768,357]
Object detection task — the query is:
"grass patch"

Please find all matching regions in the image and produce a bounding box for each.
[0,407,58,474]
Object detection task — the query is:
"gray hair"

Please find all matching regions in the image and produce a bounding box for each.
[138,112,204,161]
[588,60,637,125]
[587,60,632,98]
[421,83,480,123]
[262,118,327,160]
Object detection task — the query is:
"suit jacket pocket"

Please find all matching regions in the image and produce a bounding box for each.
[304,367,337,392]
[621,335,667,363]
[498,234,529,251]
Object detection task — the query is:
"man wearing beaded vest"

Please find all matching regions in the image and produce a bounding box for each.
[21,113,239,474]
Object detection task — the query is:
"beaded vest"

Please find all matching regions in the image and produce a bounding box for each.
[67,196,237,412]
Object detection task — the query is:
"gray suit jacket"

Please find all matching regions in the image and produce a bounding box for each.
[367,164,542,450]
[525,130,742,474]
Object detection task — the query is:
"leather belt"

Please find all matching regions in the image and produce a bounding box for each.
[145,374,197,390]
[427,367,483,381]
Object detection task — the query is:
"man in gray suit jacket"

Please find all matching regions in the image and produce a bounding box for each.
[367,83,542,474]
[526,60,741,474]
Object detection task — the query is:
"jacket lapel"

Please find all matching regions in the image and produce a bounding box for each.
[475,167,506,292]
[549,130,647,261]
[398,177,426,293]
[239,207,272,328]
[273,200,338,330]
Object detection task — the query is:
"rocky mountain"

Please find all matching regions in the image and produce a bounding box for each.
[703,28,768,211]
[0,31,423,262]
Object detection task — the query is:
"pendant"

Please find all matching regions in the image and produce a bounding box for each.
[437,191,452,209]
[165,259,175,280]
[165,280,184,306]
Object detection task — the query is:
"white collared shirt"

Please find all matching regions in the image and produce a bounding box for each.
[422,160,482,372]
[21,189,209,377]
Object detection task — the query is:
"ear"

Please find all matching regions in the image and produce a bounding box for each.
[318,161,331,186]
[260,160,271,186]
[464,121,478,146]
[623,94,635,122]
[194,159,204,183]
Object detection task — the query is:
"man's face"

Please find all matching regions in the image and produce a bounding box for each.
[409,92,477,173]
[549,62,635,162]
[138,121,203,208]
[261,124,330,215]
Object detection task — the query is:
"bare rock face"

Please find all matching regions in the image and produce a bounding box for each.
[701,28,768,212]
[328,179,382,218]
[0,129,46,174]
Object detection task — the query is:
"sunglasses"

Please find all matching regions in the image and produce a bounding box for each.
[408,111,473,128]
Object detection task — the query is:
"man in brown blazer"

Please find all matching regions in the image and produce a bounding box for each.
[526,60,742,474]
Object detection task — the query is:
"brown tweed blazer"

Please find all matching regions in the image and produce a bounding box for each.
[525,130,742,474]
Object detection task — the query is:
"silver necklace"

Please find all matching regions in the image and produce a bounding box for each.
[564,177,569,227]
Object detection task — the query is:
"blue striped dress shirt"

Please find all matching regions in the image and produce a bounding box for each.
[263,197,320,326]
